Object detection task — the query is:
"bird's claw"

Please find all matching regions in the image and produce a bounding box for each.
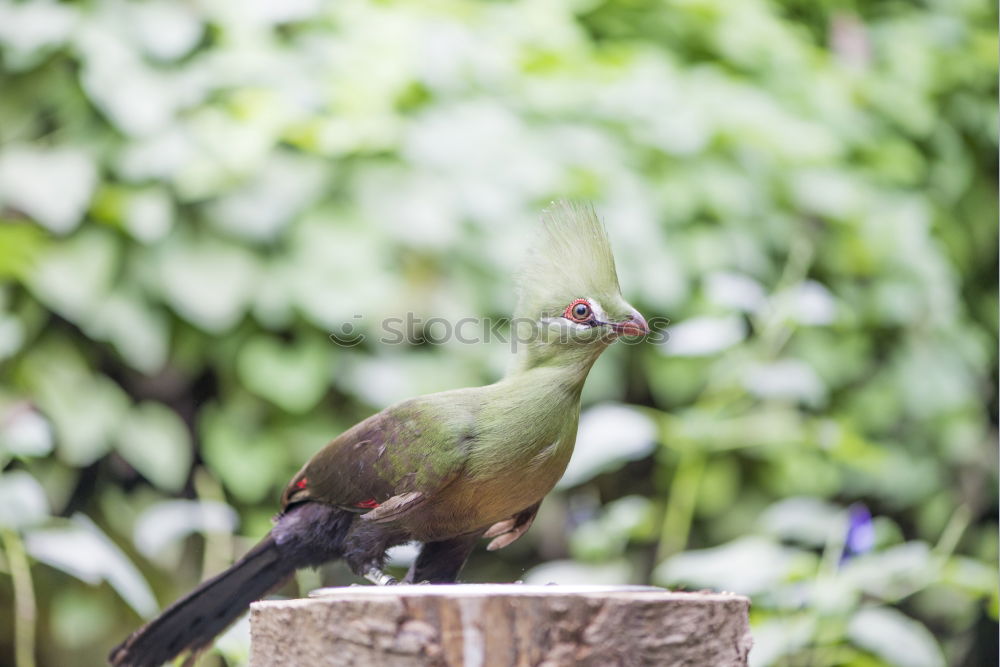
[486,520,532,551]
[484,504,539,550]
[482,518,516,539]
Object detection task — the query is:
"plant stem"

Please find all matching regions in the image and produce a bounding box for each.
[1,528,36,667]
[657,451,706,562]
[933,503,971,560]
[194,467,232,579]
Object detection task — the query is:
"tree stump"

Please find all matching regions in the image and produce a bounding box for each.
[249,584,752,666]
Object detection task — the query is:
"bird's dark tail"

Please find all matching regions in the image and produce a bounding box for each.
[109,502,353,667]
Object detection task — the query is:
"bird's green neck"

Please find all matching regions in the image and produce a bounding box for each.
[505,337,609,394]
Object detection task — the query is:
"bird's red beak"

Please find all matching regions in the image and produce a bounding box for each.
[611,312,649,337]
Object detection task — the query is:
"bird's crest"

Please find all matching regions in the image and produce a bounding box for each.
[514,201,622,321]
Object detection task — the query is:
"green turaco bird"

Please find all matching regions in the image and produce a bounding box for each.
[109,201,648,667]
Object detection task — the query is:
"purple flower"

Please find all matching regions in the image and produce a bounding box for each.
[840,503,875,564]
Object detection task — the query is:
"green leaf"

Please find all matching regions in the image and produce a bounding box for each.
[200,408,284,504]
[50,588,116,649]
[0,407,53,458]
[558,403,657,488]
[155,236,259,333]
[0,2,78,68]
[26,228,120,324]
[25,514,157,618]
[25,345,130,466]
[132,499,237,563]
[570,495,656,561]
[523,559,632,586]
[0,222,48,280]
[757,497,843,548]
[847,606,945,667]
[83,289,169,374]
[842,542,936,602]
[237,336,331,413]
[115,402,192,493]
[0,145,96,232]
[0,470,49,529]
[654,536,815,596]
[660,315,747,357]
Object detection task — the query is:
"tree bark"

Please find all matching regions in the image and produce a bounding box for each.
[249,585,752,666]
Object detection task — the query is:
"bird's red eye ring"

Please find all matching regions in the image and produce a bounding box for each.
[564,299,592,323]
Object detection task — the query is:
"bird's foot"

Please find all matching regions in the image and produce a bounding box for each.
[364,568,398,586]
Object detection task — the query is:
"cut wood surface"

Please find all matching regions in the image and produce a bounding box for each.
[250,584,752,666]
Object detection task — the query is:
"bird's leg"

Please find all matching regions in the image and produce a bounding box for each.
[342,522,407,586]
[403,530,484,584]
[363,568,398,586]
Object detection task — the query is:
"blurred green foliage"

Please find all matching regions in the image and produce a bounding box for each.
[0,0,996,666]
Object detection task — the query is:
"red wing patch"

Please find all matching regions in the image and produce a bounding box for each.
[355,498,380,509]
[296,478,308,489]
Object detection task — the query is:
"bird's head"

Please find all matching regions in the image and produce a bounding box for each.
[512,201,647,369]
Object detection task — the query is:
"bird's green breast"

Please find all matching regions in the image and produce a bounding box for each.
[396,368,585,541]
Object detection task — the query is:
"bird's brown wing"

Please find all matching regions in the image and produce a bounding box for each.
[359,491,427,523]
[280,396,470,519]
